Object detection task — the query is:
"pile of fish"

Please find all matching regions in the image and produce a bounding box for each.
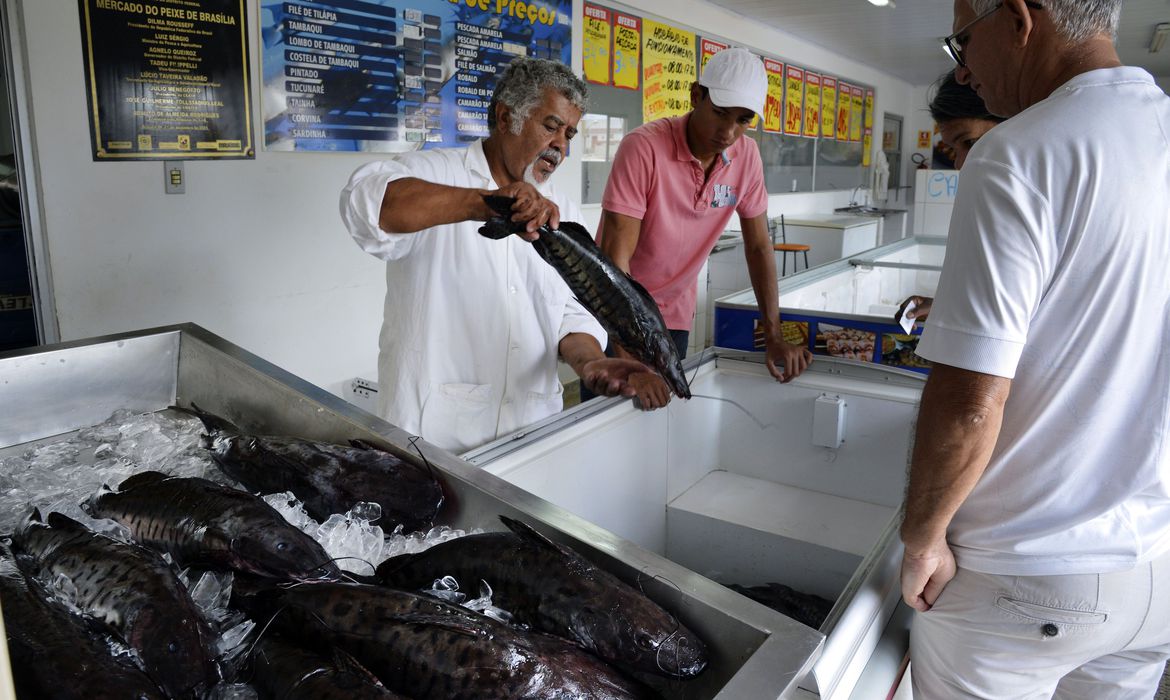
[479,194,692,400]
[0,405,709,699]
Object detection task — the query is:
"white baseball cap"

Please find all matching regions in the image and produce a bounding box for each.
[698,47,766,117]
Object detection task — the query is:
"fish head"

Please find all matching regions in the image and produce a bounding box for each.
[226,525,340,582]
[647,333,692,400]
[130,604,219,697]
[567,590,708,678]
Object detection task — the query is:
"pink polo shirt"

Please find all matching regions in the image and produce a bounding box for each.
[600,115,768,330]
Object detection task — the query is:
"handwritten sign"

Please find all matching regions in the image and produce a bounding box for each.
[783,65,803,136]
[863,127,873,166]
[864,88,875,130]
[803,72,821,138]
[613,12,640,90]
[642,19,695,122]
[700,37,728,73]
[821,76,838,139]
[762,58,783,133]
[850,84,864,142]
[583,4,611,85]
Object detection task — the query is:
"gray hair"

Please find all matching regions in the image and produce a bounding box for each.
[967,0,1121,42]
[487,57,588,135]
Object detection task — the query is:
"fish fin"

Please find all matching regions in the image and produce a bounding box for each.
[372,552,420,582]
[115,470,170,492]
[330,647,383,685]
[43,512,89,533]
[498,515,586,564]
[482,194,517,218]
[478,217,519,240]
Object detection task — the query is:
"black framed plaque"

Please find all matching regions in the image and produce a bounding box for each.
[78,0,254,160]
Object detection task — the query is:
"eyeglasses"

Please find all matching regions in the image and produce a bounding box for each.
[942,1,1043,67]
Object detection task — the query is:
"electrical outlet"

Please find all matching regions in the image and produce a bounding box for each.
[348,377,378,412]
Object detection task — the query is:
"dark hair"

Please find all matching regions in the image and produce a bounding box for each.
[928,71,1005,125]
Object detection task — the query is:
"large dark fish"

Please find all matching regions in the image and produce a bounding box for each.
[250,635,407,699]
[11,511,218,698]
[0,554,166,700]
[479,195,691,400]
[727,581,834,631]
[177,405,444,530]
[86,471,340,581]
[376,515,708,679]
[236,580,658,700]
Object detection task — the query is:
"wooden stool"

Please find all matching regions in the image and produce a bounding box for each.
[772,214,810,275]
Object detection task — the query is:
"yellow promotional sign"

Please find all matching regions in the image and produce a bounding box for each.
[862,127,873,166]
[762,58,784,133]
[803,72,821,138]
[836,81,852,141]
[613,12,640,90]
[700,37,728,73]
[864,88,875,130]
[821,76,838,139]
[583,4,611,85]
[642,19,696,123]
[850,85,864,142]
[784,65,804,136]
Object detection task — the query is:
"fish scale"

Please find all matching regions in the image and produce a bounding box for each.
[87,471,341,581]
[11,511,219,698]
[0,554,167,700]
[235,581,658,700]
[376,516,708,679]
[479,195,691,399]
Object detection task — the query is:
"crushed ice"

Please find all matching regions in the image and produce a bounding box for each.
[425,575,516,625]
[0,408,223,533]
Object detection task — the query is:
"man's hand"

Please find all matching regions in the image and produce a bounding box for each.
[895,295,934,324]
[580,357,647,398]
[764,337,813,383]
[489,182,560,240]
[900,537,957,612]
[628,371,672,410]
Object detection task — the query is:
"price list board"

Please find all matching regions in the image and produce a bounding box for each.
[260,0,572,152]
[78,0,253,160]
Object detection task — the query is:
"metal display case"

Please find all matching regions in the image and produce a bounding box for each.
[464,352,925,699]
[0,324,827,700]
[714,236,946,373]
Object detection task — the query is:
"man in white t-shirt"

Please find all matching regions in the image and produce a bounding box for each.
[900,1,1170,697]
[340,58,642,453]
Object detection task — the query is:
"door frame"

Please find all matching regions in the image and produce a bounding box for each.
[1,0,58,344]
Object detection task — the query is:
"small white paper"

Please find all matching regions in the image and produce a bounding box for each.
[898,300,917,334]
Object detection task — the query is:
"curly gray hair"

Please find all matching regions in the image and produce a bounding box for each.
[966,0,1121,42]
[487,57,588,136]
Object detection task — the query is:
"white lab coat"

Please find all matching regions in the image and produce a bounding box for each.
[340,140,605,453]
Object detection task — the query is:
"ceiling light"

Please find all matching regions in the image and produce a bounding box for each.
[1151,23,1170,54]
[867,0,895,6]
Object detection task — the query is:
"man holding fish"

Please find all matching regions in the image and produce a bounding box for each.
[595,47,813,410]
[340,58,643,452]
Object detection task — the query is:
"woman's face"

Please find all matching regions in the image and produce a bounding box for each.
[938,117,998,169]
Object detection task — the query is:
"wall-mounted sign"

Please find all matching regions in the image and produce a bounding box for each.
[78,0,253,160]
[641,19,695,122]
[583,3,611,85]
[849,84,864,142]
[821,75,837,139]
[762,58,783,134]
[612,11,640,90]
[802,72,821,138]
[783,65,803,136]
[836,81,852,141]
[699,37,727,72]
[260,0,572,152]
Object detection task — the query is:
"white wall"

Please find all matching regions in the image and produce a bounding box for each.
[10,0,921,398]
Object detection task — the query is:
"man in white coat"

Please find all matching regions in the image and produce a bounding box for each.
[341,58,642,452]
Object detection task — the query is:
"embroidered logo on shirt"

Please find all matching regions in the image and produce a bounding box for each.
[712,184,737,208]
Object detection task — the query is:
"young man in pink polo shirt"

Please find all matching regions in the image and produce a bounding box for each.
[596,47,812,409]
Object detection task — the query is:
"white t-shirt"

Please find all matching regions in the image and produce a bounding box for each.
[339,140,605,453]
[917,67,1170,576]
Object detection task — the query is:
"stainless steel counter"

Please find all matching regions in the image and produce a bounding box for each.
[0,324,826,700]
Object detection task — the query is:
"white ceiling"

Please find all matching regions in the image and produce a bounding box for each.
[701,0,1170,86]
